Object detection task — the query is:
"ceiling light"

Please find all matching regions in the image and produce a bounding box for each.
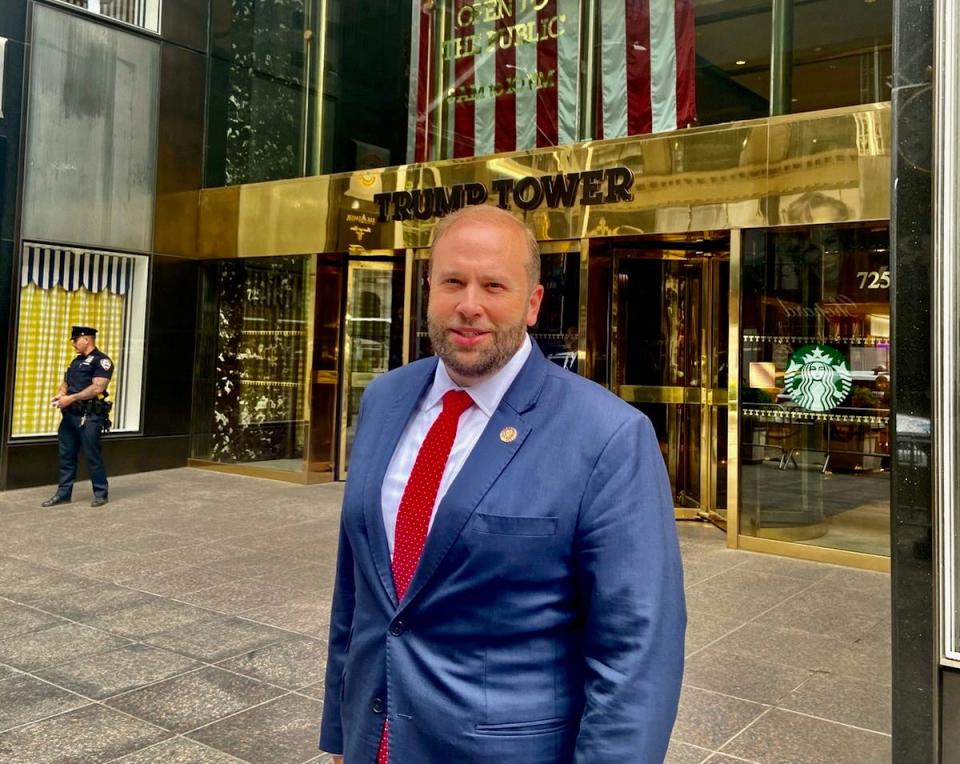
[735,59,746,65]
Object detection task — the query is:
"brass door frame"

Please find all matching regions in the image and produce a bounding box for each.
[611,246,731,521]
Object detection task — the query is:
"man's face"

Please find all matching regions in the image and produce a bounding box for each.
[427,218,544,387]
[72,335,92,354]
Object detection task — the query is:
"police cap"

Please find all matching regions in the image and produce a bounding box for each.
[71,326,98,339]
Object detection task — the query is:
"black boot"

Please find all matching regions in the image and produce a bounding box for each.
[41,494,71,507]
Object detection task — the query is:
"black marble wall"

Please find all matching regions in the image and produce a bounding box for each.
[890,0,934,755]
[0,1,28,487]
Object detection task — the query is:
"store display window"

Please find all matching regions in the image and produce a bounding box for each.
[11,244,148,437]
[739,223,890,556]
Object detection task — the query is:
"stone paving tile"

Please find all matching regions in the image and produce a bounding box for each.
[177,579,301,615]
[114,737,246,763]
[0,621,130,671]
[781,673,892,734]
[188,692,324,764]
[136,565,236,597]
[720,707,891,763]
[0,673,89,732]
[242,596,329,636]
[0,566,97,603]
[0,703,170,764]
[672,685,769,751]
[0,601,66,639]
[685,612,746,657]
[105,666,285,733]
[144,615,296,663]
[28,583,159,621]
[665,740,714,764]
[35,643,202,701]
[217,636,328,690]
[85,599,218,639]
[683,649,813,706]
[147,543,251,568]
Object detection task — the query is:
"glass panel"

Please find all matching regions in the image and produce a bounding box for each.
[614,256,703,388]
[409,250,581,371]
[191,256,312,471]
[22,5,159,252]
[205,0,413,183]
[792,0,892,113]
[12,244,148,436]
[739,224,891,555]
[694,0,772,125]
[53,0,162,33]
[633,402,703,508]
[341,261,405,476]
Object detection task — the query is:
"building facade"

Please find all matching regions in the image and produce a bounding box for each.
[0,0,947,758]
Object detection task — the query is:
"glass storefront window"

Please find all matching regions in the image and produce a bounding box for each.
[191,256,312,471]
[22,5,159,253]
[205,0,413,184]
[204,0,892,183]
[792,0,891,113]
[739,223,890,556]
[12,244,148,436]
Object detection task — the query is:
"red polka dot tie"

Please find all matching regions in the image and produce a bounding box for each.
[376,388,474,764]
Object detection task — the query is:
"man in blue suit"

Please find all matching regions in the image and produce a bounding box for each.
[320,205,685,763]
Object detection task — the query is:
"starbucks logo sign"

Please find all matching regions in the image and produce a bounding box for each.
[783,344,852,412]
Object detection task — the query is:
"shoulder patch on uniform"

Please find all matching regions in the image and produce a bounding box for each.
[100,358,112,370]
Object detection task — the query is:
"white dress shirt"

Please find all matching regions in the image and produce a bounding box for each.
[381,335,532,555]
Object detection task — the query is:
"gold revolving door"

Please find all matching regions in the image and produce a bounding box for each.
[610,240,730,524]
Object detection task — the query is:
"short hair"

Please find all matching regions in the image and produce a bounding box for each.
[430,205,541,288]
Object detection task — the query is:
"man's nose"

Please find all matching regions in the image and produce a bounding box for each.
[456,285,483,318]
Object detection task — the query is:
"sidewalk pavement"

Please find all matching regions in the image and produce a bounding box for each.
[0,468,890,763]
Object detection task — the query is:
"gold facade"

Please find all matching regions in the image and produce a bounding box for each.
[158,103,890,260]
[174,103,891,571]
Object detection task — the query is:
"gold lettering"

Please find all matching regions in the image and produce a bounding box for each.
[456,5,475,27]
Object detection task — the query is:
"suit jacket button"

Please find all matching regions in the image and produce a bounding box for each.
[389,621,404,637]
[371,698,384,714]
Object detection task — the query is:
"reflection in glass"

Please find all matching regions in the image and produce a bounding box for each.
[739,224,891,555]
[23,5,159,252]
[612,248,729,514]
[192,257,311,470]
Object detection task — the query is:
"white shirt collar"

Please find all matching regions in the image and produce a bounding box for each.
[425,334,532,417]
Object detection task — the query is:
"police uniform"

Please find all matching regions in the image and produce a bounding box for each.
[45,327,114,507]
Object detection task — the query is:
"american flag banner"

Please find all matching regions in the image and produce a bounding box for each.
[408,1,696,162]
[597,0,697,138]
[408,0,582,162]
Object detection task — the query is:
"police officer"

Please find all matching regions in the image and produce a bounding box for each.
[41,326,114,508]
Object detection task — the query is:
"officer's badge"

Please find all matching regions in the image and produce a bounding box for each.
[100,359,112,370]
[83,357,94,365]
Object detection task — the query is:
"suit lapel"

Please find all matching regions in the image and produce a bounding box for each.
[400,344,550,608]
[362,360,438,608]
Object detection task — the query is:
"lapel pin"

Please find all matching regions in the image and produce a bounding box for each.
[499,426,518,443]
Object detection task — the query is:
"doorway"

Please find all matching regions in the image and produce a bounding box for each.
[609,240,730,524]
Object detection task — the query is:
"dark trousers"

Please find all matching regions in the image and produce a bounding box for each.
[57,411,108,499]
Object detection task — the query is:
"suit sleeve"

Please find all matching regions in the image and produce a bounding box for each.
[319,514,356,755]
[572,414,686,763]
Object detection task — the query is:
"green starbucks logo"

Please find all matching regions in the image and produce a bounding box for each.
[783,344,852,412]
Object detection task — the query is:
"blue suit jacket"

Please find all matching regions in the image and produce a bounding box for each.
[320,344,685,763]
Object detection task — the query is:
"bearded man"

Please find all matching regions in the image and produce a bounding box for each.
[319,205,685,764]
